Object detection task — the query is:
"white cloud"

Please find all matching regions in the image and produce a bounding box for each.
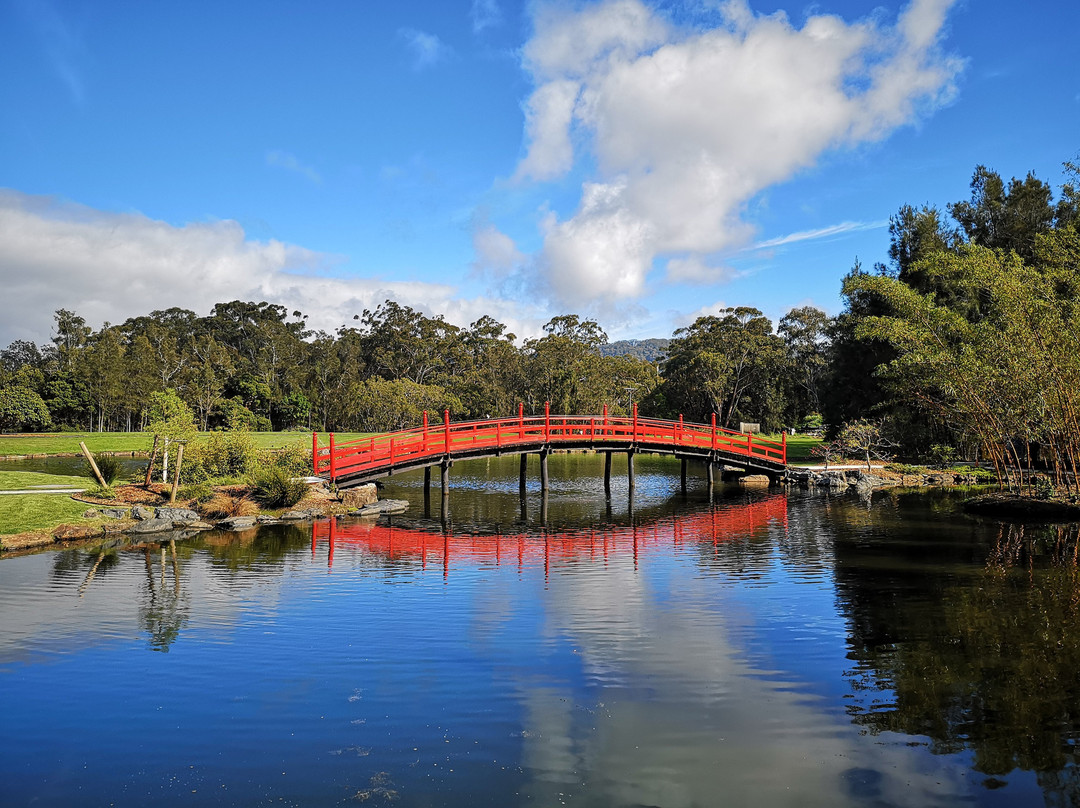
[265,149,322,183]
[513,80,581,182]
[471,221,525,277]
[0,190,545,347]
[752,220,888,249]
[517,0,963,307]
[399,28,452,71]
[471,0,502,33]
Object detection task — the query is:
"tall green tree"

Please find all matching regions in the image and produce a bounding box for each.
[662,307,786,430]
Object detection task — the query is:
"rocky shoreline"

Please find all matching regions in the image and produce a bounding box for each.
[0,481,410,554]
[784,466,988,492]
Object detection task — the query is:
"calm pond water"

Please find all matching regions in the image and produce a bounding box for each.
[2,454,1078,807]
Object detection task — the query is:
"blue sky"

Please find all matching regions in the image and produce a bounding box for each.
[1,0,1077,347]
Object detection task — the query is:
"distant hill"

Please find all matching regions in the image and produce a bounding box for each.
[599,338,669,363]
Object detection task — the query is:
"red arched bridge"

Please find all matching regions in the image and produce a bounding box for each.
[313,404,787,491]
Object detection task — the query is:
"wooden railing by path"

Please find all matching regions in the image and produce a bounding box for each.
[313,404,786,483]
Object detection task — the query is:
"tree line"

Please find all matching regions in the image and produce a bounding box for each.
[0,296,830,436]
[1,157,1076,479]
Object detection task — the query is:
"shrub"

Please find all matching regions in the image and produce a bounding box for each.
[1031,474,1054,500]
[178,481,215,504]
[263,439,313,478]
[929,444,958,466]
[952,465,997,483]
[184,430,259,483]
[885,462,926,475]
[251,466,308,509]
[85,482,116,500]
[85,452,123,485]
[199,492,260,519]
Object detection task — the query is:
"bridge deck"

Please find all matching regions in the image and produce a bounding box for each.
[314,409,786,487]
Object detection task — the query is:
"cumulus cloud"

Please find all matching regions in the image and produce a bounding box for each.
[471,221,525,277]
[399,28,452,71]
[0,190,544,347]
[517,0,963,307]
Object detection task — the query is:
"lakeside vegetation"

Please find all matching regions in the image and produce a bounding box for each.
[0,430,370,457]
[0,156,1076,496]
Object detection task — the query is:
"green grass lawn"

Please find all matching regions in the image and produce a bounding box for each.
[760,433,821,463]
[0,431,371,457]
[0,471,86,490]
[0,494,93,536]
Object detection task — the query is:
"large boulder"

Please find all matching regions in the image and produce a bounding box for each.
[351,499,409,517]
[131,506,155,521]
[155,507,199,522]
[218,516,258,531]
[340,484,379,509]
[129,518,176,534]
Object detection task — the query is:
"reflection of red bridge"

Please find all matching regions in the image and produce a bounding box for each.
[313,404,787,489]
[309,495,788,574]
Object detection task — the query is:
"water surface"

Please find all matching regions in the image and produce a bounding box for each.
[1,455,1076,806]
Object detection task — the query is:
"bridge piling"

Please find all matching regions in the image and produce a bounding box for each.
[627,450,635,490]
[603,452,612,498]
[440,461,450,497]
[540,449,549,492]
[680,458,687,495]
[423,467,431,516]
[519,453,527,496]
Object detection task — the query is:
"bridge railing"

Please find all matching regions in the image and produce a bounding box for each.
[314,405,786,480]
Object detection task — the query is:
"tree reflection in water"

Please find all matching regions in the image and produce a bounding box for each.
[843,520,1080,787]
[138,539,187,652]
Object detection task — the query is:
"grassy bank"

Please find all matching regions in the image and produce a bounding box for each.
[0,494,94,536]
[0,471,86,490]
[761,433,821,463]
[0,431,371,457]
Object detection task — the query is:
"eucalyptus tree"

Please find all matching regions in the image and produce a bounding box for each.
[661,307,786,430]
[778,305,830,422]
[523,315,609,415]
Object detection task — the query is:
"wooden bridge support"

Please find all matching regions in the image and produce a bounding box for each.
[519,453,527,496]
[627,450,635,490]
[423,466,431,516]
[603,452,612,498]
[680,458,687,495]
[540,449,550,492]
[440,461,450,497]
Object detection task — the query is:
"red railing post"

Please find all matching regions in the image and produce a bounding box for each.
[423,410,429,451]
[390,436,395,467]
[329,432,337,482]
[632,403,638,443]
[782,430,787,464]
[545,401,550,443]
[603,403,608,437]
[444,409,451,453]
[747,430,753,456]
[312,432,318,474]
[496,419,501,449]
[518,402,524,438]
[711,413,717,451]
[678,414,683,444]
[590,417,595,441]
